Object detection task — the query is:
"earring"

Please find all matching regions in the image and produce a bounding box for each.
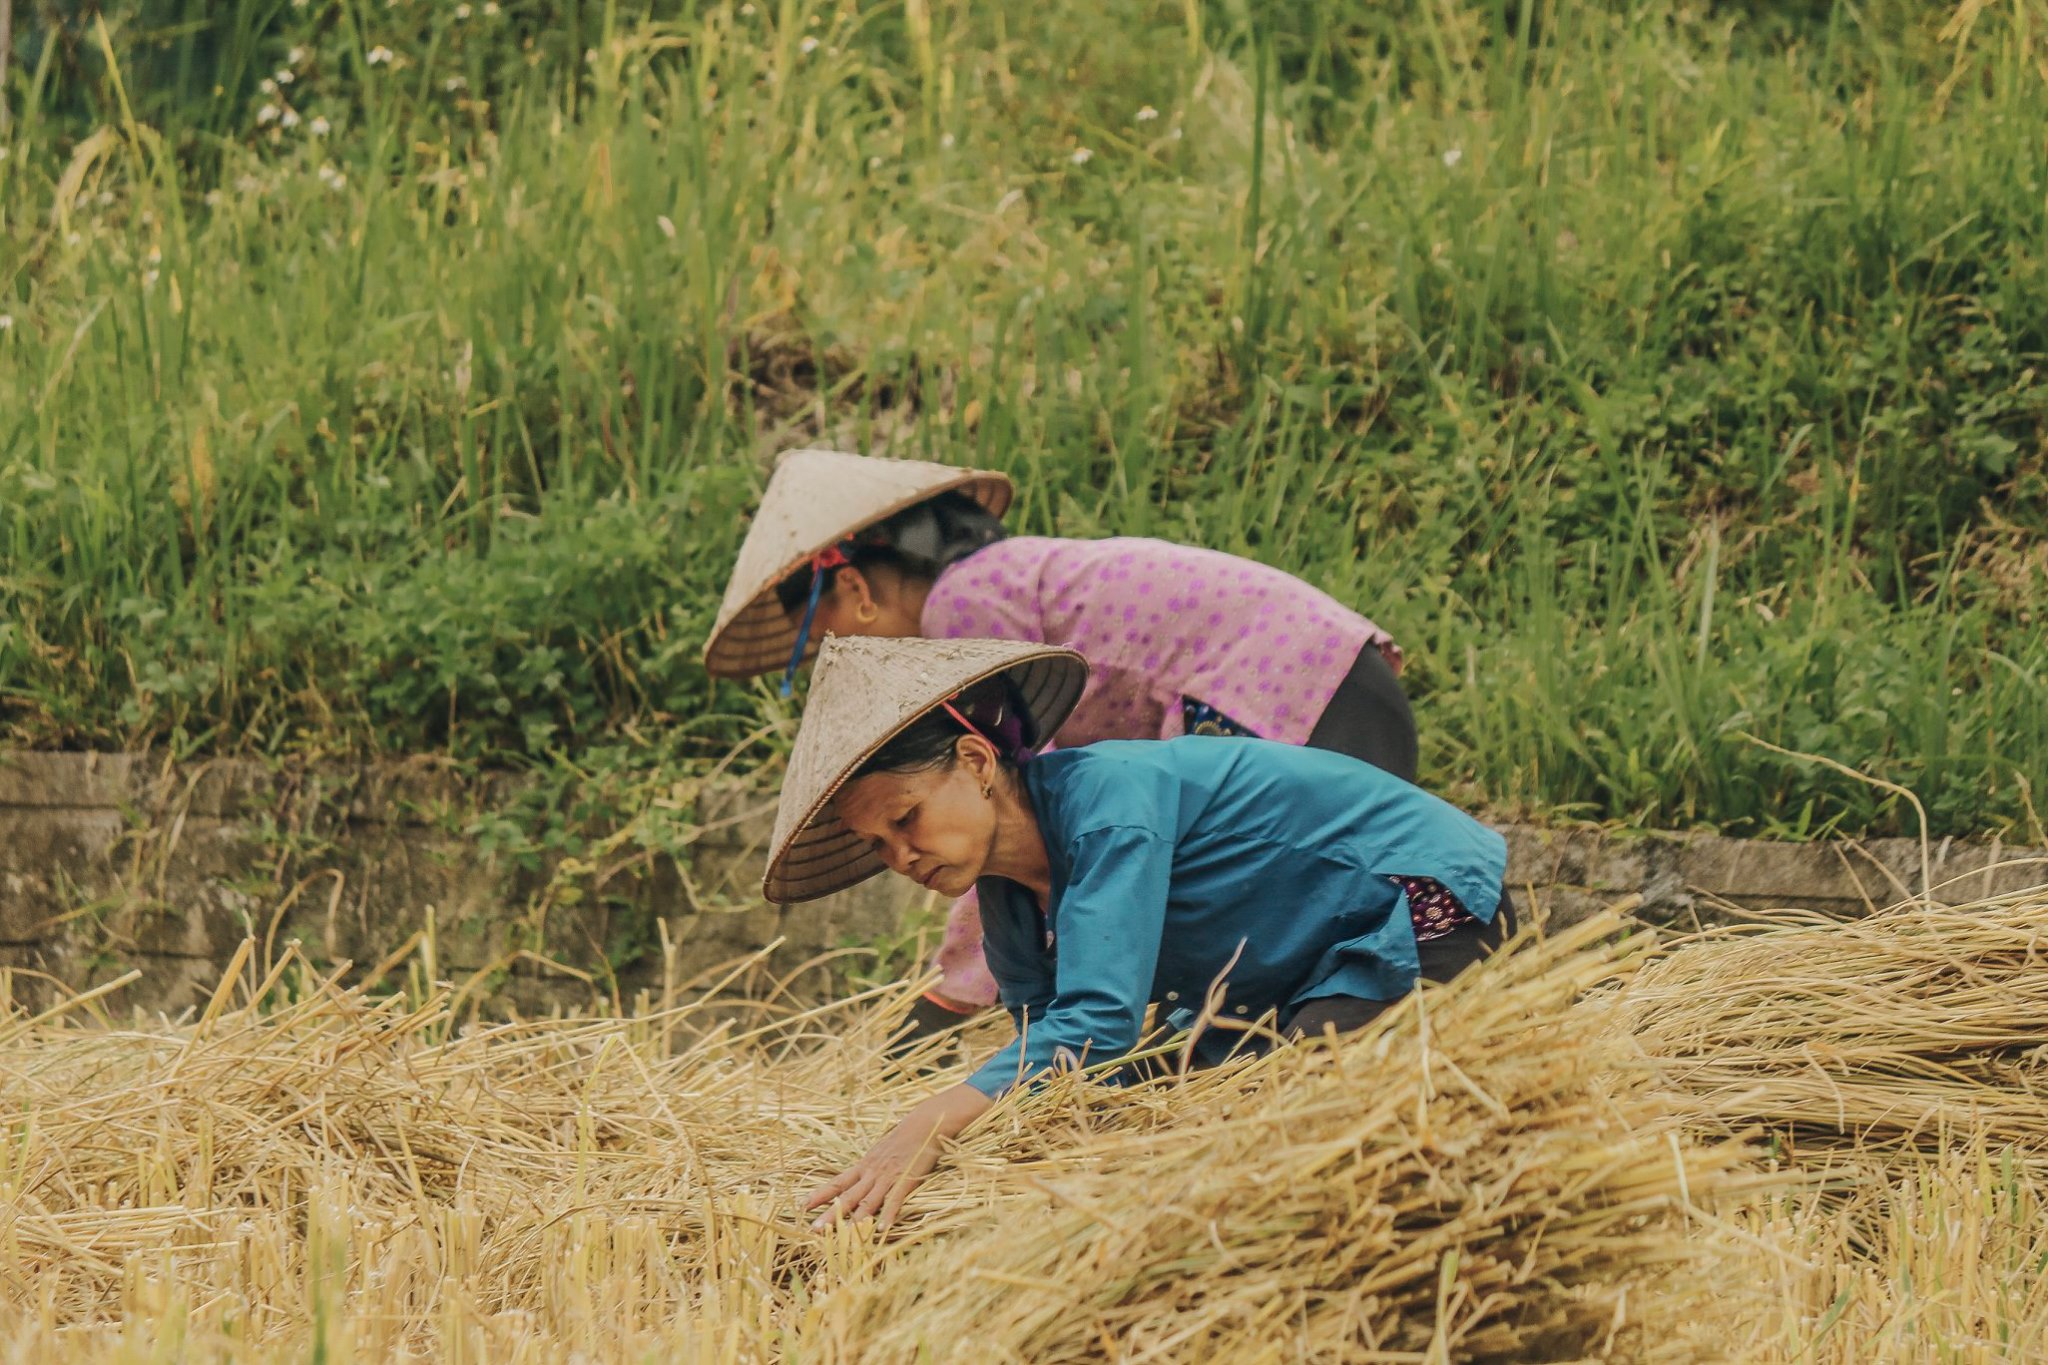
[980,781,993,799]
[856,601,879,624]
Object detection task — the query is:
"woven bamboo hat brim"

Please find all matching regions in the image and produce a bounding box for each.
[703,450,1014,678]
[762,636,1087,904]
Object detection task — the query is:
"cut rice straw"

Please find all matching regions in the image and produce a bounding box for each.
[3,879,2045,1360]
[0,909,1757,1362]
[1620,882,2048,1168]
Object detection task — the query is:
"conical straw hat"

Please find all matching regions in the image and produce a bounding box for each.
[763,636,1086,904]
[703,449,1014,678]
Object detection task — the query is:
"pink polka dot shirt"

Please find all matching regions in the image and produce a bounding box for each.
[919,536,1399,748]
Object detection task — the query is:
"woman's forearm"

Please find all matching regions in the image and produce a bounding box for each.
[920,1081,997,1136]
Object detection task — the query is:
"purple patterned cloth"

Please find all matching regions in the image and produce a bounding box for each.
[921,536,1403,1008]
[1389,875,1480,942]
[920,536,1398,748]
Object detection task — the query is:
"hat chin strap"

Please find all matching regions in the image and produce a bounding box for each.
[940,699,1034,766]
[780,544,852,698]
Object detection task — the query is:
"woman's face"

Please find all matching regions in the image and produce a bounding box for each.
[835,750,997,899]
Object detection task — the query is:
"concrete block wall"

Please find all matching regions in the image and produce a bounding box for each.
[2,752,2041,1016]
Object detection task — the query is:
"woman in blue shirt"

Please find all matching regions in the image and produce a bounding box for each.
[764,636,1512,1230]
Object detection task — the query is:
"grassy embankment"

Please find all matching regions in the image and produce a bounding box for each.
[2,1,2043,855]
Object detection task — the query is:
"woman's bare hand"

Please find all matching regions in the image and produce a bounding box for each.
[804,1083,993,1230]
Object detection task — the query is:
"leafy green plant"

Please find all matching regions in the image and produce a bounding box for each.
[1,0,2043,844]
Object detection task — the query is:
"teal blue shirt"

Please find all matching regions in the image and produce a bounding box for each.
[965,738,1508,1098]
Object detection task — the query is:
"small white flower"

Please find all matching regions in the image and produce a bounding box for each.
[236,173,263,193]
[204,189,225,207]
[280,108,301,129]
[257,103,280,124]
[274,68,295,85]
[97,190,116,206]
[483,0,500,13]
[310,115,331,136]
[867,155,883,170]
[740,1,755,12]
[1441,146,1463,167]
[317,164,348,192]
[143,269,160,287]
[288,46,308,64]
[0,315,13,332]
[260,77,278,94]
[939,131,955,149]
[454,2,472,16]
[1170,126,1183,140]
[1069,146,1092,165]
[367,46,393,65]
[656,214,676,239]
[444,76,467,92]
[66,231,82,246]
[799,36,819,53]
[1135,105,1158,122]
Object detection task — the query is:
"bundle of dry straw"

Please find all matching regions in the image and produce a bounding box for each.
[0,910,1754,1362]
[1619,885,2048,1166]
[0,944,945,1361]
[808,911,1759,1363]
[1606,881,2048,1360]
[18,880,2040,1362]
[1700,1134,2048,1363]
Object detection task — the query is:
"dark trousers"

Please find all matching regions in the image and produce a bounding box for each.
[1305,645,1418,784]
[1285,889,1517,1040]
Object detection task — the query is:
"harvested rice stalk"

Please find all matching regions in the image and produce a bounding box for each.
[0,957,926,1359]
[10,884,2047,1362]
[1619,886,2048,1166]
[1671,1138,2048,1363]
[802,913,1758,1364]
[0,909,1752,1363]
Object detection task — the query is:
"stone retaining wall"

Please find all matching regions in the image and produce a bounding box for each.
[2,752,2041,1016]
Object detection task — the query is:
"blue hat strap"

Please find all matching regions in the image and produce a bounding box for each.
[779,543,853,698]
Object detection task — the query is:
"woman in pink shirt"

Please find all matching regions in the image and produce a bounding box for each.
[704,450,1416,1037]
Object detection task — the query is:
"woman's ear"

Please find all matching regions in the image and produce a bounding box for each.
[831,567,883,624]
[955,734,1001,796]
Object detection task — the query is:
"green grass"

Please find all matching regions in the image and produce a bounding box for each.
[1,0,2045,845]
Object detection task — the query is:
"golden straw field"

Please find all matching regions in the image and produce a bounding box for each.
[8,3,2047,1359]
[2,889,2042,1363]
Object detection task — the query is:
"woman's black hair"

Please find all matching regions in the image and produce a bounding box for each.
[774,489,1008,614]
[852,676,1035,779]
